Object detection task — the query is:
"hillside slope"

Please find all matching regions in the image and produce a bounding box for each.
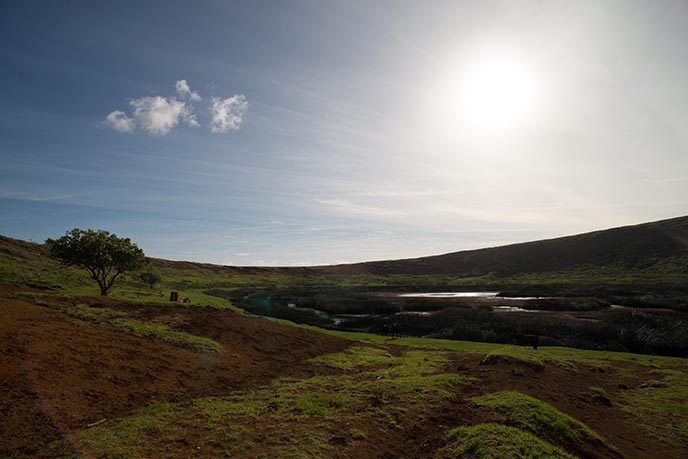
[1,286,686,458]
[2,219,688,458]
[2,215,687,294]
[322,216,688,276]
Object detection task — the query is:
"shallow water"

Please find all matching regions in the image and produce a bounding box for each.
[285,292,687,329]
[492,305,538,313]
[398,292,499,298]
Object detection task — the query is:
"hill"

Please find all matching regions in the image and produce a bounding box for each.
[3,216,688,297]
[1,285,687,458]
[321,215,688,277]
[2,218,688,457]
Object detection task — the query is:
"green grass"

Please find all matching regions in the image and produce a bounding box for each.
[309,346,477,397]
[0,240,241,310]
[75,403,177,458]
[620,369,688,444]
[276,319,687,371]
[471,391,613,452]
[448,423,578,459]
[480,346,579,373]
[306,345,394,370]
[4,231,688,306]
[66,305,220,352]
[590,386,609,396]
[71,346,476,458]
[274,320,504,353]
[480,347,547,371]
[105,287,239,310]
[588,386,615,407]
[293,392,350,416]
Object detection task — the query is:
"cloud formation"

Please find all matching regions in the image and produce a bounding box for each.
[176,79,201,101]
[104,110,135,133]
[104,80,246,136]
[130,96,189,136]
[209,95,249,133]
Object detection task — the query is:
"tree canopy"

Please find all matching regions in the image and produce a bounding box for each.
[139,271,161,289]
[47,228,147,296]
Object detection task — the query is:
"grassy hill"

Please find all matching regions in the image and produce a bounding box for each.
[323,215,688,278]
[3,216,688,299]
[1,280,687,458]
[2,218,688,458]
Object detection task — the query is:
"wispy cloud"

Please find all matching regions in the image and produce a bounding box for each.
[0,191,76,201]
[640,177,688,183]
[210,95,249,133]
[175,79,201,101]
[316,199,405,217]
[103,80,246,136]
[104,110,135,133]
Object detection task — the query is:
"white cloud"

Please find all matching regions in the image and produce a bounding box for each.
[176,79,201,102]
[182,110,200,128]
[104,110,135,133]
[186,116,200,128]
[209,95,248,133]
[129,96,196,136]
[104,81,247,136]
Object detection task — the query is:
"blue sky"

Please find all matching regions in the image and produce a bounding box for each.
[1,1,687,265]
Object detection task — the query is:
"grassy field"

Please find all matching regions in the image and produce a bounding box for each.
[72,345,477,458]
[2,233,688,458]
[63,321,687,458]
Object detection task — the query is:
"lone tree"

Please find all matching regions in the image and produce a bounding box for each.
[139,271,161,289]
[47,228,147,296]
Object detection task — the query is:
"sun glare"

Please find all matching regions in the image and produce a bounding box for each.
[435,52,540,140]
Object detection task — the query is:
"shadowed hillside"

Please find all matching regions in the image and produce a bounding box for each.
[3,216,688,282]
[322,216,688,276]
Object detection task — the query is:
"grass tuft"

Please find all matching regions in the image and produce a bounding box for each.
[471,391,613,452]
[448,423,577,459]
[480,346,577,373]
[293,392,350,416]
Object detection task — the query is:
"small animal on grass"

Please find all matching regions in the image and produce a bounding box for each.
[512,333,539,350]
[382,323,401,337]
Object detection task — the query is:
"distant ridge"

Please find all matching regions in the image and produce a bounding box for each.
[320,216,688,276]
[2,216,687,277]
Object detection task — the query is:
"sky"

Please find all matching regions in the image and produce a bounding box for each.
[1,0,688,266]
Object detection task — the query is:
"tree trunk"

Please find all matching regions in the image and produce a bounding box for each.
[98,280,109,296]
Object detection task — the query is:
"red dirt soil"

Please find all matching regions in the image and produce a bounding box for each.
[1,284,685,459]
[0,286,350,457]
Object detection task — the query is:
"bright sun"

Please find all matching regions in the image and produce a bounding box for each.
[437,53,540,139]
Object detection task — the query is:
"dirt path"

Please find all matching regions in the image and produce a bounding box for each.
[0,293,76,458]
